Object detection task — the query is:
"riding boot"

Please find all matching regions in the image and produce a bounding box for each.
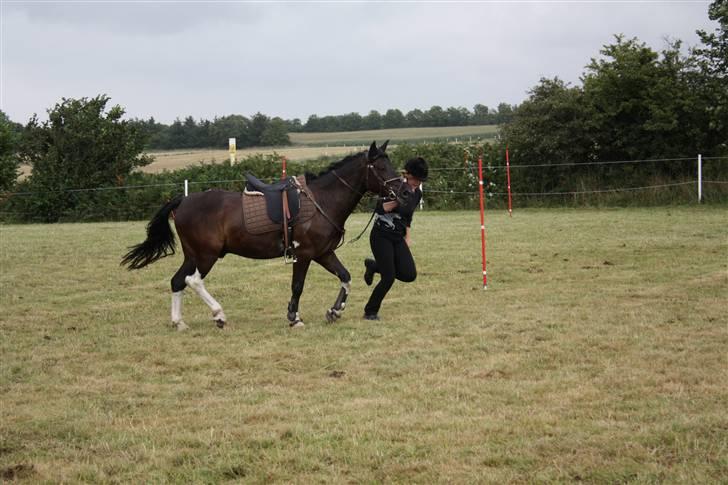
[364,257,377,286]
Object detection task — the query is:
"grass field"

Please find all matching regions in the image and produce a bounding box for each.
[288,125,498,146]
[1,208,726,482]
[140,125,498,173]
[141,146,363,174]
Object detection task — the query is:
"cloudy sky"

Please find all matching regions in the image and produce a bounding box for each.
[1,1,717,125]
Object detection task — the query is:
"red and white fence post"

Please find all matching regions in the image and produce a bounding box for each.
[478,156,488,290]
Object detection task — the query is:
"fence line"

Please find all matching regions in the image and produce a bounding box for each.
[5,179,717,200]
[4,155,727,197]
[4,155,725,197]
[430,155,728,172]
[425,181,698,197]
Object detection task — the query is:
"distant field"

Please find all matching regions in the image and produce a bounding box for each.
[290,124,499,146]
[16,126,498,176]
[141,125,499,173]
[141,145,361,173]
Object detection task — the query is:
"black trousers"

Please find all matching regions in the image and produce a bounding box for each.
[364,226,417,316]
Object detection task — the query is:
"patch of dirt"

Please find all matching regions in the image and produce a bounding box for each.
[1,464,35,481]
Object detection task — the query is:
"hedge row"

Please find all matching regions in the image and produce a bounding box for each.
[2,143,726,223]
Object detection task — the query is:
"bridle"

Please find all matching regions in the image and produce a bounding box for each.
[333,156,404,201]
[317,155,405,245]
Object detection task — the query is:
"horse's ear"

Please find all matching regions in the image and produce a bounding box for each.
[368,141,378,161]
[380,140,389,152]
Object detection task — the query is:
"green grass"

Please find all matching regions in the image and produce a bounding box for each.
[1,208,727,483]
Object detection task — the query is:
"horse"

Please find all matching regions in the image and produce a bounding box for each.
[121,141,410,330]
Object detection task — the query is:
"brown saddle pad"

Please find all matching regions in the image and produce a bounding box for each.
[242,176,316,235]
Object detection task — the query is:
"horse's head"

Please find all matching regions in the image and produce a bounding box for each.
[363,140,414,205]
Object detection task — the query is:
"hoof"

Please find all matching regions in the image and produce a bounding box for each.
[212,310,227,329]
[175,321,189,331]
[290,320,305,329]
[326,308,342,323]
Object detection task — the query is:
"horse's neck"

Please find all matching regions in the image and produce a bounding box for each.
[308,162,366,226]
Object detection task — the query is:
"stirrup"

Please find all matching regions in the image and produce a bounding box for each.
[284,247,298,264]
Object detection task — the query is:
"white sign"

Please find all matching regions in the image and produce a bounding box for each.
[229,138,236,163]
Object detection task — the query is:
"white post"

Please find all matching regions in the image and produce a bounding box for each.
[419,183,424,210]
[229,138,236,163]
[184,179,189,197]
[698,154,702,203]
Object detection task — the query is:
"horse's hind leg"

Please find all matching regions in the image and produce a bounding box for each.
[170,258,196,331]
[287,258,311,328]
[184,254,227,329]
[315,252,351,324]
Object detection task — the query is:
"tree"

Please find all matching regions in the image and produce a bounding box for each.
[446,106,471,126]
[249,112,270,146]
[582,36,700,162]
[210,115,252,148]
[424,106,446,127]
[260,118,291,146]
[382,109,405,129]
[500,78,591,191]
[129,117,164,149]
[18,95,151,222]
[692,0,728,155]
[695,0,728,76]
[494,103,515,124]
[361,110,382,130]
[286,118,303,133]
[0,111,20,192]
[340,112,363,131]
[472,104,492,125]
[183,116,199,147]
[501,34,716,194]
[405,108,424,127]
[164,118,188,149]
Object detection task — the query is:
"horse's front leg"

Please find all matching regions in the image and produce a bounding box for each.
[315,251,351,324]
[287,258,311,328]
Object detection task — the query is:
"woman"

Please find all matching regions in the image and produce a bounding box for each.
[363,157,429,320]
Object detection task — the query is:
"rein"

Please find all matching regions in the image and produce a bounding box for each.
[298,183,346,239]
[346,210,377,244]
[331,165,401,245]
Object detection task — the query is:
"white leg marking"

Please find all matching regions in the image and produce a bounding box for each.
[293,240,300,248]
[171,291,189,331]
[185,270,226,322]
[341,280,351,294]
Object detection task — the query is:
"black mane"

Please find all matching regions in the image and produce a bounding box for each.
[305,151,366,183]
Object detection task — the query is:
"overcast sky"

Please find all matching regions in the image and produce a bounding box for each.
[1,1,717,125]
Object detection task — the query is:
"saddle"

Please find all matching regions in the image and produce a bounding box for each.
[244,173,301,224]
[242,174,315,262]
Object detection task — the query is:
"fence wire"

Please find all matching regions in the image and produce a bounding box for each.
[2,155,726,221]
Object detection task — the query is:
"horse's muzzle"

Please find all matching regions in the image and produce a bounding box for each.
[395,184,416,206]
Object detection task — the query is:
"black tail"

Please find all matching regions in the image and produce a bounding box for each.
[121,196,184,270]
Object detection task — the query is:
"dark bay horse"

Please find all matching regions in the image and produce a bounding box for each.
[121,141,409,330]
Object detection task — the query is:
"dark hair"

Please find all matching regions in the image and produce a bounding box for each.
[404,157,428,182]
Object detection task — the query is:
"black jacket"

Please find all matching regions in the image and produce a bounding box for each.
[373,188,422,237]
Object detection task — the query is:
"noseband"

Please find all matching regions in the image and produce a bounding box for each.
[368,164,405,201]
[332,158,403,201]
[326,157,405,245]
